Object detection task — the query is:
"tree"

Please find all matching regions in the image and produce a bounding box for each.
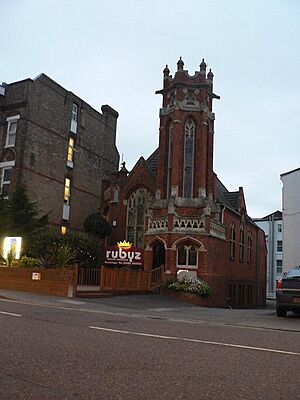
[0,196,9,237]
[83,213,111,239]
[0,186,48,254]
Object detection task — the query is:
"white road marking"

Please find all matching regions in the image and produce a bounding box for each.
[0,310,21,317]
[89,325,300,357]
[59,300,86,305]
[0,297,299,334]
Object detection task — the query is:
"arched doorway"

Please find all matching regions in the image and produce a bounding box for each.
[152,242,165,269]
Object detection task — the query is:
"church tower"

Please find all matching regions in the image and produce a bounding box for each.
[155,57,219,201]
[143,58,222,277]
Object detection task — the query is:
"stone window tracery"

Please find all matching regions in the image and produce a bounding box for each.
[186,91,196,105]
[177,244,198,268]
[167,123,173,198]
[127,188,151,247]
[183,119,195,198]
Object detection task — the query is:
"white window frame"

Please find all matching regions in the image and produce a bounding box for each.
[71,104,78,122]
[5,115,20,148]
[70,104,78,134]
[0,160,15,198]
[1,167,12,198]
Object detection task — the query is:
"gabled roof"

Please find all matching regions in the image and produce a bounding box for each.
[253,210,282,222]
[146,149,159,178]
[281,167,300,178]
[215,178,239,211]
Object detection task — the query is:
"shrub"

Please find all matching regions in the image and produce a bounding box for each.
[29,229,103,268]
[168,277,213,298]
[63,232,102,268]
[49,243,77,269]
[19,256,38,268]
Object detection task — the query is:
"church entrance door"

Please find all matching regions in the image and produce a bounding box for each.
[152,242,165,269]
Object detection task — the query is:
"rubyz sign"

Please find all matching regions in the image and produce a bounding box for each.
[105,241,143,267]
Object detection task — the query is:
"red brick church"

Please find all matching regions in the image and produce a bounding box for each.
[103,58,266,308]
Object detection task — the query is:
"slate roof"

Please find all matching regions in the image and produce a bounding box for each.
[215,178,240,211]
[145,149,159,178]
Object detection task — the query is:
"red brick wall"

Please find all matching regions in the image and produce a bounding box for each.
[0,266,78,297]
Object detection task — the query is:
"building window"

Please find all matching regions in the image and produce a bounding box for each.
[67,137,75,167]
[127,188,151,247]
[277,240,282,252]
[0,167,12,198]
[167,123,173,198]
[177,245,198,268]
[5,115,20,147]
[247,235,252,263]
[113,186,119,203]
[239,225,245,262]
[229,224,236,260]
[277,224,282,233]
[276,259,283,274]
[70,103,78,134]
[61,226,67,235]
[64,178,71,205]
[183,119,195,198]
[72,103,78,122]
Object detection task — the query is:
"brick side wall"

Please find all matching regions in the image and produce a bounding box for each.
[0,75,119,231]
[0,266,78,297]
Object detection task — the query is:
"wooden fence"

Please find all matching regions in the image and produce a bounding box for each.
[99,266,151,292]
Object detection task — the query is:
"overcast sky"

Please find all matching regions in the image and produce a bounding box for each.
[2,0,300,218]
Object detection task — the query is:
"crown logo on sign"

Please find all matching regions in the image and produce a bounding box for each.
[117,240,132,250]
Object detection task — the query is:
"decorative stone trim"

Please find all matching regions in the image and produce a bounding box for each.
[210,219,226,239]
[173,217,205,231]
[148,218,168,232]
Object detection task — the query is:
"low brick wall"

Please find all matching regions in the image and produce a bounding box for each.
[160,288,212,307]
[0,266,78,297]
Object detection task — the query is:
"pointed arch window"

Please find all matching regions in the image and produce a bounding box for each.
[167,123,173,198]
[229,224,236,260]
[183,119,195,198]
[239,225,245,262]
[127,188,151,247]
[177,244,198,268]
[247,234,252,263]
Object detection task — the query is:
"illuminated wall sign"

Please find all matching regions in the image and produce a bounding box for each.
[105,241,144,266]
[32,272,41,280]
[3,237,22,259]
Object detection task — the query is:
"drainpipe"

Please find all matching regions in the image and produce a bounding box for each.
[269,214,275,296]
[256,227,260,306]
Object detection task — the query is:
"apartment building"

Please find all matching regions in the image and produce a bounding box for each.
[281,167,300,273]
[253,211,283,298]
[0,74,119,232]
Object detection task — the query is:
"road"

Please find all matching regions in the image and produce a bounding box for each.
[0,290,300,400]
